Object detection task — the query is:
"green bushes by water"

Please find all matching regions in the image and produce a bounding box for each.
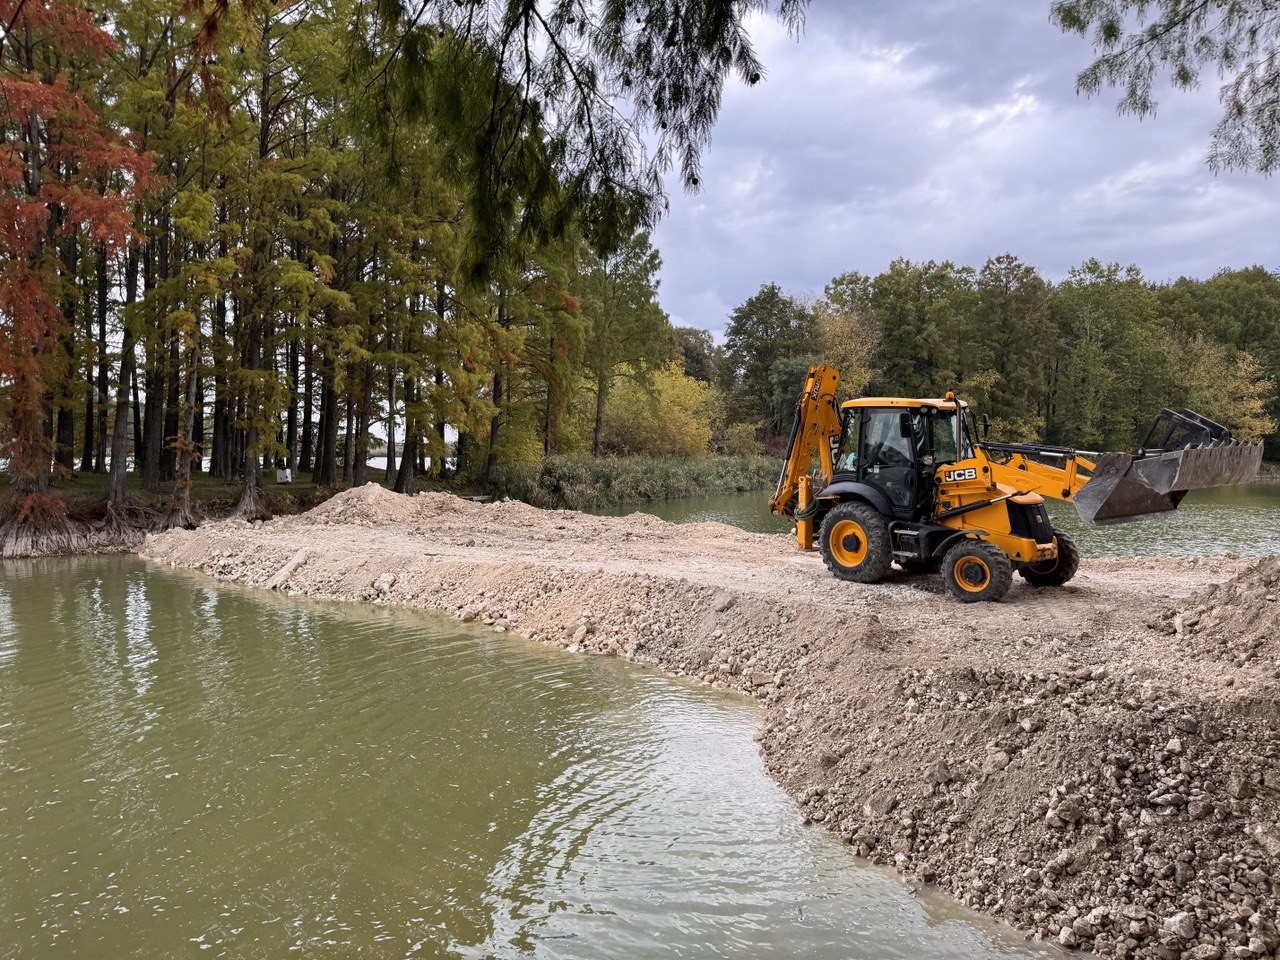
[493,455,778,510]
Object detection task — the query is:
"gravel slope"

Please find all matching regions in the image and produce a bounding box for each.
[142,484,1280,959]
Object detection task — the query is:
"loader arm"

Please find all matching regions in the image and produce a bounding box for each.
[769,365,841,521]
[980,443,1097,504]
[980,410,1262,524]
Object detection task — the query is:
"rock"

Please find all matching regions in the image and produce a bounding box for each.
[1051,796,1084,825]
[1165,737,1183,754]
[1163,911,1196,940]
[863,790,899,817]
[1228,773,1255,800]
[983,750,1011,774]
[1058,926,1078,948]
[1187,799,1213,820]
[1246,822,1280,858]
[925,759,954,785]
[1186,946,1222,960]
[711,591,736,613]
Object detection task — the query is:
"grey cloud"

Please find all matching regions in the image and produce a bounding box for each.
[651,3,1280,337]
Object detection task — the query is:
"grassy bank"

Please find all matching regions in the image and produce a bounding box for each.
[492,454,777,510]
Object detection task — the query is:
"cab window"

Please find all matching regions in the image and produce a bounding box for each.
[835,410,860,473]
[931,410,973,464]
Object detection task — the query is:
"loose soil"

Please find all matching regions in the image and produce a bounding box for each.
[142,484,1280,959]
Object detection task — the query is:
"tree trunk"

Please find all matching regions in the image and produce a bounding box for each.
[167,337,200,528]
[232,17,275,522]
[313,368,338,487]
[131,354,143,466]
[341,397,354,484]
[93,248,109,473]
[162,329,179,482]
[107,248,140,505]
[299,337,314,473]
[353,365,371,487]
[593,378,607,457]
[384,363,397,486]
[394,376,416,494]
[80,289,95,473]
[485,368,503,489]
[54,407,75,474]
[286,335,298,470]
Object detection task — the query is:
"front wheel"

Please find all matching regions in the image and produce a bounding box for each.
[819,502,892,584]
[1019,530,1080,587]
[941,539,1013,603]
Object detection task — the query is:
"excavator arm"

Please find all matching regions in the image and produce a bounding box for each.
[769,365,841,541]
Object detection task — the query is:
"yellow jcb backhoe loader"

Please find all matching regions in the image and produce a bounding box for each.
[770,365,1263,602]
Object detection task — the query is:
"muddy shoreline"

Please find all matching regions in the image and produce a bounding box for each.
[141,485,1280,958]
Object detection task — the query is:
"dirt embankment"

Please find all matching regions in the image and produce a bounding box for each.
[142,484,1280,959]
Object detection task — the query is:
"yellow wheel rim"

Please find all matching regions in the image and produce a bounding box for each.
[954,556,991,593]
[828,519,869,568]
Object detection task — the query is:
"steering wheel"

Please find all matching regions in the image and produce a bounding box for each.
[879,445,910,467]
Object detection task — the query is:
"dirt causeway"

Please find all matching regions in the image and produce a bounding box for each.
[142,485,1280,959]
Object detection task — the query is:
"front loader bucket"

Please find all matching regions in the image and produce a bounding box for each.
[1074,441,1263,525]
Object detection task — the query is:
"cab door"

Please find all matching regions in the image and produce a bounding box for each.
[859,408,918,515]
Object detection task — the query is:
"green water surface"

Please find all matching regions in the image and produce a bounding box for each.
[0,558,1051,959]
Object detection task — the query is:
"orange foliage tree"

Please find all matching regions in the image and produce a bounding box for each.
[0,0,152,494]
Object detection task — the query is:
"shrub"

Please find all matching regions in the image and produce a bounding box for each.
[493,454,777,510]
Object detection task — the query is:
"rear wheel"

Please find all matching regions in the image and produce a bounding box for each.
[819,502,892,584]
[1019,530,1080,587]
[941,539,1013,603]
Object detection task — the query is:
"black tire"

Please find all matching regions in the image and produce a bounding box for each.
[819,501,893,584]
[941,539,1013,603]
[1019,530,1081,587]
[898,557,942,575]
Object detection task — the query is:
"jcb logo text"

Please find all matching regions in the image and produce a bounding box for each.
[944,468,978,482]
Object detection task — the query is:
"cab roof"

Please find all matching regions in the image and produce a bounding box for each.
[841,397,968,411]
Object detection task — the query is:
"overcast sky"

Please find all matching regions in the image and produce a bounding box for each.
[650,2,1280,339]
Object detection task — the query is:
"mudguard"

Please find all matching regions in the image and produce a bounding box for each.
[816,479,895,518]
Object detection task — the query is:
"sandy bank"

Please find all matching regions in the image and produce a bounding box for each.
[142,484,1280,959]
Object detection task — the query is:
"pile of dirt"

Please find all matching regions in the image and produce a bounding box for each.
[142,486,1280,958]
[1162,558,1280,671]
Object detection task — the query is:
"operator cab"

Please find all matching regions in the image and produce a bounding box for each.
[833,398,975,520]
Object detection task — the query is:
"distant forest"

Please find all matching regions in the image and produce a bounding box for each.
[720,258,1280,456]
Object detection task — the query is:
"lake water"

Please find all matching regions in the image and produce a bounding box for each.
[0,558,1050,959]
[592,484,1280,557]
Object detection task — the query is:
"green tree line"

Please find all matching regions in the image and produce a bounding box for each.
[720,256,1280,454]
[2,0,785,526]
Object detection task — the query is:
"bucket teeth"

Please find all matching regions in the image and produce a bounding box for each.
[1074,441,1262,525]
